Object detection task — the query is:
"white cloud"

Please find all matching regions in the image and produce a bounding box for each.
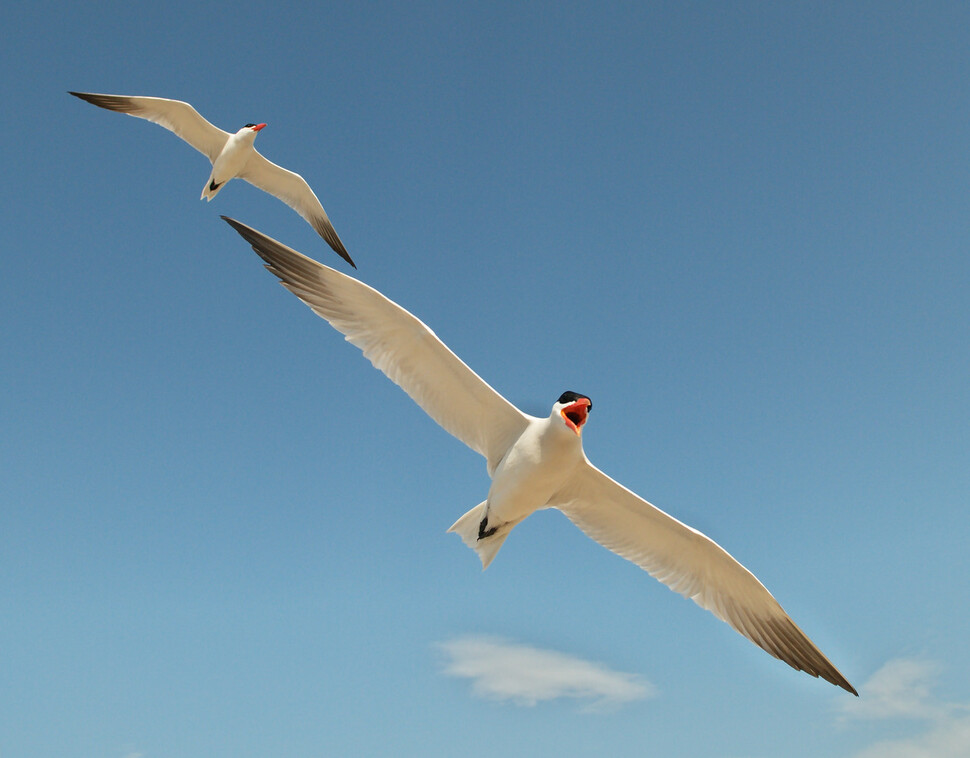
[849,714,970,758]
[438,635,654,709]
[841,658,970,758]
[841,658,951,721]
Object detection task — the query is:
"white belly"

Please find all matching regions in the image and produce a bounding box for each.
[211,135,253,184]
[485,419,583,526]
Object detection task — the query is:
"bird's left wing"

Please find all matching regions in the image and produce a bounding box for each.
[238,152,355,268]
[69,92,230,162]
[224,217,529,471]
[549,460,857,694]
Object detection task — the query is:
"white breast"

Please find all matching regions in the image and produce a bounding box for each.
[211,132,256,184]
[485,417,583,525]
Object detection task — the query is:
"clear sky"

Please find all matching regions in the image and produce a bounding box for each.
[3,2,969,756]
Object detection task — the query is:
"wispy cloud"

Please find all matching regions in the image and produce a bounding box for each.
[842,658,970,758]
[438,635,654,709]
[849,716,970,758]
[841,658,952,721]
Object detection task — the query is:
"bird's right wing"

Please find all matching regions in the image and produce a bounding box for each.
[224,217,530,470]
[549,460,857,694]
[69,92,230,162]
[238,152,355,268]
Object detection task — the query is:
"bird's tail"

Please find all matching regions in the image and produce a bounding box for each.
[448,502,515,570]
[200,177,224,201]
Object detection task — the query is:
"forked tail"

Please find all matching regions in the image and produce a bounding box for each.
[201,177,225,201]
[448,502,513,570]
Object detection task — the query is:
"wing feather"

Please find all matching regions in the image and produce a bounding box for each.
[69,92,229,161]
[237,153,354,268]
[551,461,857,694]
[224,217,528,470]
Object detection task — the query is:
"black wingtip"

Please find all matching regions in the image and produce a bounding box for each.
[311,218,356,269]
[221,215,287,261]
[221,215,254,241]
[325,233,357,269]
[69,91,123,113]
[334,238,357,269]
[221,215,259,248]
[228,215,357,270]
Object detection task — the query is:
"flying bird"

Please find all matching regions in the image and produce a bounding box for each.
[69,91,355,268]
[223,216,856,695]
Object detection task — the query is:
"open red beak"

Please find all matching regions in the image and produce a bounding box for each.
[561,398,591,435]
[251,123,267,132]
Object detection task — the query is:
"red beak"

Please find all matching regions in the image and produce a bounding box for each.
[561,398,591,435]
[252,123,267,132]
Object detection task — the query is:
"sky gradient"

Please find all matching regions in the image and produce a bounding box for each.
[3,2,969,756]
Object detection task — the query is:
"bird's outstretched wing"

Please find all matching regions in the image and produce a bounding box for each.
[550,460,857,694]
[69,92,230,162]
[224,217,528,471]
[239,152,355,268]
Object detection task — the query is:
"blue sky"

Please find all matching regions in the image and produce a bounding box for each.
[3,1,969,756]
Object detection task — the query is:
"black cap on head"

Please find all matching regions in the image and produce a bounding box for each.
[557,391,592,411]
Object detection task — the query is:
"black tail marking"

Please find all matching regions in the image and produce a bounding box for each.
[478,516,497,540]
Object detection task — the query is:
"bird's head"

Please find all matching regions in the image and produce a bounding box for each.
[553,391,592,435]
[240,123,267,138]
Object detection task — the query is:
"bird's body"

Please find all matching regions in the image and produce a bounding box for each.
[69,91,355,267]
[453,399,589,566]
[201,123,265,201]
[223,216,856,695]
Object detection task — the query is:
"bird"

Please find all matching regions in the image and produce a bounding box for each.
[222,215,857,695]
[69,91,355,268]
